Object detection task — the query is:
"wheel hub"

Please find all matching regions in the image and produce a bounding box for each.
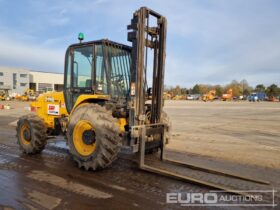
[20,123,32,145]
[73,120,97,156]
[23,129,31,141]
[82,130,96,145]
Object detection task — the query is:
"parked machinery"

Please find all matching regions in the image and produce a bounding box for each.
[172,95,186,100]
[163,92,171,100]
[21,88,36,101]
[222,88,233,101]
[268,96,280,102]
[0,89,10,101]
[202,90,216,102]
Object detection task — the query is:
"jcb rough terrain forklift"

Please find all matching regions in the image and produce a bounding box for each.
[15,8,270,194]
[17,7,170,170]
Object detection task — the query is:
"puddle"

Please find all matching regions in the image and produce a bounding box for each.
[48,140,68,150]
[0,154,14,164]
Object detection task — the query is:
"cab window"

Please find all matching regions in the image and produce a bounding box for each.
[73,46,93,88]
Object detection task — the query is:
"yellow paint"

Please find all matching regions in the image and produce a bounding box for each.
[21,95,28,101]
[21,88,36,101]
[30,92,127,135]
[118,118,127,132]
[71,94,110,114]
[30,91,68,129]
[222,88,233,101]
[202,90,216,102]
[20,123,31,145]
[73,120,96,156]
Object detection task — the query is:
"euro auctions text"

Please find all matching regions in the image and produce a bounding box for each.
[166,190,277,207]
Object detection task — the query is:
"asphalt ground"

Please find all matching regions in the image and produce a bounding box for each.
[0,100,279,209]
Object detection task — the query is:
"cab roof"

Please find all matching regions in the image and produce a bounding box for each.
[68,39,131,51]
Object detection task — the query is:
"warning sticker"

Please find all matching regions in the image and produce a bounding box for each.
[47,104,60,116]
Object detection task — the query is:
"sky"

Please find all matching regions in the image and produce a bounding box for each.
[0,0,279,87]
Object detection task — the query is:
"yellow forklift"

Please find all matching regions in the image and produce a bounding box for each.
[17,7,170,170]
[16,7,268,194]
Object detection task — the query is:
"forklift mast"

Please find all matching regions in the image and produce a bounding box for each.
[127,7,167,127]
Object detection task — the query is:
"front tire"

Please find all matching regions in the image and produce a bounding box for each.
[67,104,121,171]
[16,114,47,154]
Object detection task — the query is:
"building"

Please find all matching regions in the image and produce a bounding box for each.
[0,66,64,95]
[29,71,64,92]
[0,67,29,95]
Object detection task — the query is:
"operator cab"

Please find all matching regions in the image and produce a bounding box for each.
[64,39,131,113]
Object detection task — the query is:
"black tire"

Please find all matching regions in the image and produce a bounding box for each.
[16,114,47,154]
[67,104,121,171]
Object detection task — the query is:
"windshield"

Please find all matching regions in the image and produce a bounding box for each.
[95,43,130,97]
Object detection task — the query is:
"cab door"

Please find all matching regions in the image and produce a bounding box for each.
[64,45,94,113]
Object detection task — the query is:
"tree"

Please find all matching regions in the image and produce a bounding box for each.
[181,88,188,95]
[243,89,250,96]
[214,85,223,97]
[240,79,250,95]
[255,84,266,92]
[225,80,242,96]
[174,85,182,95]
[192,84,200,94]
[266,84,280,97]
[199,84,209,94]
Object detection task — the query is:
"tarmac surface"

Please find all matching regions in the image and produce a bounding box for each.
[165,100,280,169]
[0,100,279,209]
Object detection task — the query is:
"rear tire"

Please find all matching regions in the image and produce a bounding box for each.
[67,104,121,171]
[16,114,47,154]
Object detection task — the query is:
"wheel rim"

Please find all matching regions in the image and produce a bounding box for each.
[145,111,151,124]
[73,120,96,156]
[20,123,31,145]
